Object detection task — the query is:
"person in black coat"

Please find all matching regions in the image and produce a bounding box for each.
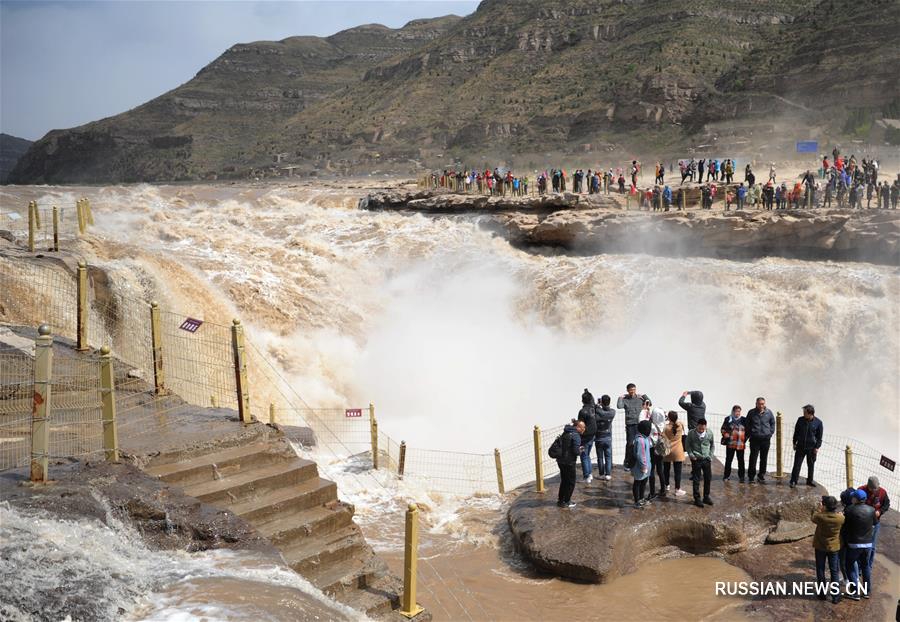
[790,404,823,487]
[842,489,876,600]
[556,420,585,508]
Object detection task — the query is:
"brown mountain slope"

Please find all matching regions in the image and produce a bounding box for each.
[8,16,460,183]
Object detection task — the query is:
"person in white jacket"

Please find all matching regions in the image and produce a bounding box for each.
[641,399,667,501]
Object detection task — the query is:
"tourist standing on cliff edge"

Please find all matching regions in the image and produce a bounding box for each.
[554,420,584,508]
[678,390,706,450]
[618,384,646,469]
[858,476,890,576]
[594,395,616,481]
[686,418,714,508]
[662,411,687,496]
[578,391,598,484]
[789,404,822,488]
[746,397,775,484]
[720,405,747,483]
[811,495,844,604]
[631,420,653,508]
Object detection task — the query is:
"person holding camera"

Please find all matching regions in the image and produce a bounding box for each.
[811,495,844,604]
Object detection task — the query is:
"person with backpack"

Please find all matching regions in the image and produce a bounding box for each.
[631,420,653,509]
[578,391,598,483]
[551,419,585,508]
[686,418,714,508]
[720,405,747,482]
[641,398,667,500]
[594,395,616,480]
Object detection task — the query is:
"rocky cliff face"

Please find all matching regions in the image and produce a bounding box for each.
[361,189,900,265]
[9,0,900,183]
[0,134,32,183]
[8,16,460,184]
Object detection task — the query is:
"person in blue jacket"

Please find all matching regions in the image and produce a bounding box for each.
[631,420,653,509]
[790,404,823,488]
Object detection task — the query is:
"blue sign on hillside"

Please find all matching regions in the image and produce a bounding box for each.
[796,141,818,153]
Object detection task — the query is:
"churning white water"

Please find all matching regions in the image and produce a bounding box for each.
[1,181,897,457]
[0,500,363,622]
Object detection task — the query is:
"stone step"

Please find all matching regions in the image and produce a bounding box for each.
[146,442,289,487]
[335,573,402,618]
[282,524,368,575]
[254,501,355,547]
[181,459,318,506]
[305,552,385,596]
[229,477,338,523]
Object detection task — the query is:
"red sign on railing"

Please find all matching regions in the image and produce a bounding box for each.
[179,318,203,333]
[345,408,362,418]
[880,455,896,472]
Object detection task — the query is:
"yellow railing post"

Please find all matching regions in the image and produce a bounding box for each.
[494,448,505,494]
[28,201,36,252]
[149,301,165,394]
[210,395,217,408]
[76,260,89,351]
[533,425,545,493]
[231,319,251,424]
[399,503,424,619]
[51,206,59,252]
[31,324,53,483]
[370,402,379,470]
[775,411,784,478]
[681,189,686,210]
[845,445,853,489]
[99,345,119,462]
[76,199,86,235]
[269,403,276,425]
[398,440,406,478]
[84,198,94,226]
[626,192,631,210]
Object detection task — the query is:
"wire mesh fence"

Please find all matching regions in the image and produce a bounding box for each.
[0,203,82,250]
[0,347,34,470]
[0,346,106,470]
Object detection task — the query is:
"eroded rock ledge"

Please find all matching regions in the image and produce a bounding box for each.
[360,190,900,265]
[507,461,822,584]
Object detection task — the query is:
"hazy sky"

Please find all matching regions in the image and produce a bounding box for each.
[0,0,478,141]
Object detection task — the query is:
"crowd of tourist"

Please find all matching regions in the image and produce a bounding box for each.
[422,150,900,210]
[549,384,890,603]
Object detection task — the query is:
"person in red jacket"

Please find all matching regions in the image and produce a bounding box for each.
[858,475,891,575]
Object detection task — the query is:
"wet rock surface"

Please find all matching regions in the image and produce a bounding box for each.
[509,458,824,584]
[509,459,899,618]
[361,190,900,265]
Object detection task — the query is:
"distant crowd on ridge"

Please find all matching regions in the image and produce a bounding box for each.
[422,148,900,211]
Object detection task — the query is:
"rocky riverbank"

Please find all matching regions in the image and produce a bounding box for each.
[360,190,900,265]
[507,459,899,620]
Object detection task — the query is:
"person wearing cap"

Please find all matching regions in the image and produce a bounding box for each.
[858,475,891,575]
[789,404,822,488]
[811,495,844,603]
[842,488,876,600]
